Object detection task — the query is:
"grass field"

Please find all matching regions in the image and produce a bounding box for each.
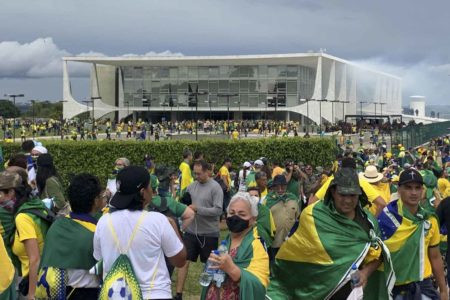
[171,230,228,299]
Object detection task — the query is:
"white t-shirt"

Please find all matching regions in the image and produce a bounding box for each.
[238,169,248,191]
[93,210,183,299]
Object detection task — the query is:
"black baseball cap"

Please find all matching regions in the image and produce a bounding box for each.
[398,169,424,186]
[110,166,150,209]
[272,175,287,186]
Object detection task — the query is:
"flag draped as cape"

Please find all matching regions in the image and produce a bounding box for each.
[267,199,395,300]
[200,227,269,300]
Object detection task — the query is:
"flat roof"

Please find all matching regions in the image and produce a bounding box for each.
[63,53,400,79]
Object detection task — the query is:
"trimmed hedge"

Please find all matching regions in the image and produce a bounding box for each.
[1,137,337,187]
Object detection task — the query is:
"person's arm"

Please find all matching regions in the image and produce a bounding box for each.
[429,246,448,299]
[357,259,382,288]
[46,178,67,209]
[164,217,187,268]
[372,196,387,216]
[180,206,195,230]
[24,238,40,300]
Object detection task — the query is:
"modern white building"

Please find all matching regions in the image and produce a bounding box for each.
[63,53,402,124]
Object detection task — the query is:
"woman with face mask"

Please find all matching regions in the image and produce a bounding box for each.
[201,192,269,300]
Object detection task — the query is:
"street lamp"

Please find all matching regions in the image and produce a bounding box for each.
[218,93,239,121]
[359,101,367,121]
[90,96,102,126]
[4,93,24,141]
[299,98,311,132]
[330,100,341,123]
[379,102,387,116]
[317,99,328,130]
[185,87,208,141]
[340,100,350,122]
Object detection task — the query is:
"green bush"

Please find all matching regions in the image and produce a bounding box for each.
[1,137,337,187]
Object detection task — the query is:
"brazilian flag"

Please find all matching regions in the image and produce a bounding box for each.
[267,200,395,300]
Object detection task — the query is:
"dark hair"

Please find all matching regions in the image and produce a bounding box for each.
[8,154,27,169]
[247,186,261,197]
[36,154,58,196]
[183,149,192,159]
[255,171,267,181]
[223,157,232,164]
[68,174,102,213]
[8,168,33,214]
[193,159,210,171]
[21,140,35,153]
[193,150,203,160]
[341,157,357,169]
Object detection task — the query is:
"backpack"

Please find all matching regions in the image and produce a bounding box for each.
[99,211,158,300]
[20,206,57,225]
[214,173,228,194]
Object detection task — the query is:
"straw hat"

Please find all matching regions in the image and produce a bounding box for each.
[360,165,383,183]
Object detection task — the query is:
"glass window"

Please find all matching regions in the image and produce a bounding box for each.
[249,66,258,78]
[219,80,229,92]
[199,80,208,91]
[208,94,218,107]
[230,80,239,93]
[229,66,240,78]
[278,65,287,77]
[240,94,249,107]
[240,80,248,93]
[257,79,268,93]
[249,94,259,107]
[178,80,188,93]
[209,67,219,78]
[259,65,268,77]
[199,67,209,78]
[287,80,297,94]
[268,66,278,78]
[219,66,229,77]
[239,66,249,77]
[169,67,178,78]
[276,80,286,93]
[188,81,198,92]
[267,81,276,93]
[188,67,198,78]
[249,80,257,93]
[209,81,218,93]
[160,80,170,93]
[179,67,188,78]
[151,80,160,94]
[159,67,169,78]
[287,66,298,77]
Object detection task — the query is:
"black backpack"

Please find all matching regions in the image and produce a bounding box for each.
[20,206,57,225]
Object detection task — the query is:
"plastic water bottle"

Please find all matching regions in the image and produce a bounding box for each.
[214,241,228,287]
[350,263,360,288]
[199,259,215,287]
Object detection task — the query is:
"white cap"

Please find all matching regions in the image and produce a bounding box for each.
[243,161,252,168]
[32,145,48,154]
[254,159,264,166]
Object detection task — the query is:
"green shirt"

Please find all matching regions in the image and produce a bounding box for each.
[149,195,187,217]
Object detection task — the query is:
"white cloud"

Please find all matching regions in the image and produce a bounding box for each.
[0,38,184,79]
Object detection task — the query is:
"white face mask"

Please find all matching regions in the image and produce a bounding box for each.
[250,195,260,204]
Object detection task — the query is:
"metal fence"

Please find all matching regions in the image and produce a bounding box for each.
[391,120,450,149]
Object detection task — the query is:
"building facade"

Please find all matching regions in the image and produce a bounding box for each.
[63,53,402,124]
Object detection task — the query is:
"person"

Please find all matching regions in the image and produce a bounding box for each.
[437,169,450,199]
[360,165,391,206]
[218,158,232,212]
[175,160,223,300]
[236,162,251,192]
[310,157,386,216]
[0,235,14,298]
[267,168,395,299]
[9,169,51,300]
[264,175,299,261]
[255,171,269,202]
[36,153,69,215]
[247,187,276,248]
[201,192,269,299]
[178,149,193,198]
[105,157,130,198]
[378,169,448,299]
[301,164,320,200]
[94,166,186,300]
[37,174,105,299]
[271,161,284,179]
[437,196,450,286]
[246,159,264,188]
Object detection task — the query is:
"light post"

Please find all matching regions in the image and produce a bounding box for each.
[317,99,328,131]
[90,96,101,127]
[299,98,311,132]
[185,87,208,141]
[30,100,36,139]
[330,100,341,123]
[359,101,367,121]
[58,100,68,140]
[379,102,387,116]
[218,93,238,121]
[4,93,24,141]
[340,100,350,122]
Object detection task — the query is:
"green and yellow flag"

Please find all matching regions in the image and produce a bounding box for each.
[267,200,395,300]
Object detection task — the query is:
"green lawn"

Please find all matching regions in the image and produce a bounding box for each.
[171,229,228,299]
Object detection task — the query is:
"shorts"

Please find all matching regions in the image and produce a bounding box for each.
[183,232,219,263]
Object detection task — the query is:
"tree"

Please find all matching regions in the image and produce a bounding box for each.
[0,100,20,118]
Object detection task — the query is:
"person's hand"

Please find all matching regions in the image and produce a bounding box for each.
[208,251,235,274]
[355,268,369,288]
[189,204,197,212]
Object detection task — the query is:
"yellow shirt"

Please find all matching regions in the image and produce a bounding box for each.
[438,178,450,198]
[371,181,391,205]
[12,213,46,276]
[232,130,239,140]
[0,237,14,293]
[219,166,231,188]
[179,161,193,192]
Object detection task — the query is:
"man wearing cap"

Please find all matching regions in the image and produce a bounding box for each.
[246,159,264,189]
[267,168,394,299]
[94,166,186,300]
[310,158,387,216]
[378,169,447,299]
[264,174,299,261]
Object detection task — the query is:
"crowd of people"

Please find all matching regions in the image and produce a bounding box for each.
[1,116,410,143]
[1,134,450,299]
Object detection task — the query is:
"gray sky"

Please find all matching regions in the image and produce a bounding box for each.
[1,0,449,105]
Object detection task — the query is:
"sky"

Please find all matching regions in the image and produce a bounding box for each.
[1,0,449,106]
